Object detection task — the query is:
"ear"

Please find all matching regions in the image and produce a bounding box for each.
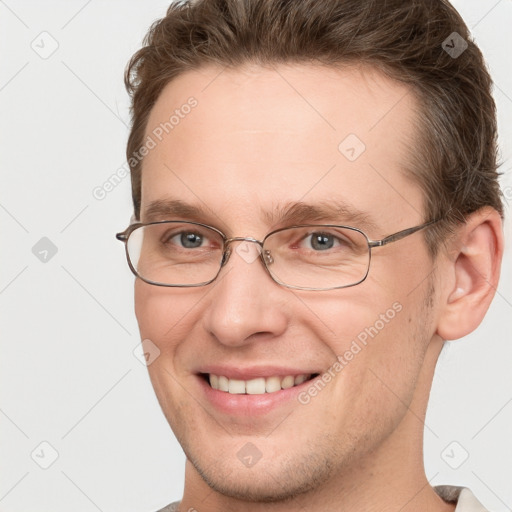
[436,207,504,341]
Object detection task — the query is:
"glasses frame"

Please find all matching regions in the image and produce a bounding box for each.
[116,218,440,291]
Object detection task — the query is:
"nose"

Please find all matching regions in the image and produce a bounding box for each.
[201,239,288,348]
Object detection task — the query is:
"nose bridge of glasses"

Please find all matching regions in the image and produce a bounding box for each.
[221,236,273,268]
[224,236,263,245]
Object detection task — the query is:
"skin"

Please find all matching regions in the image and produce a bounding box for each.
[133,64,503,512]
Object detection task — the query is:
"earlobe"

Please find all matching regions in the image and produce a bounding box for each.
[436,207,503,341]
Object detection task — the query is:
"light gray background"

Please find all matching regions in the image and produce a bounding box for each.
[0,1,511,511]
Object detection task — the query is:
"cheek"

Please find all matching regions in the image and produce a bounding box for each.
[134,281,202,413]
[303,284,398,349]
[134,280,201,352]
[311,284,428,404]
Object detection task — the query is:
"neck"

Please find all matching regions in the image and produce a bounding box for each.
[178,336,455,512]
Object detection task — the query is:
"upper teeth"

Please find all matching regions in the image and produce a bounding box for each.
[209,374,310,394]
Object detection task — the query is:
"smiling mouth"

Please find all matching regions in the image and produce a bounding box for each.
[200,373,320,395]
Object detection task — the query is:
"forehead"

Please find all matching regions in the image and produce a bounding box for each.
[141,63,423,235]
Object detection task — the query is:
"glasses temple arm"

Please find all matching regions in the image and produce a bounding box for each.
[368,219,439,248]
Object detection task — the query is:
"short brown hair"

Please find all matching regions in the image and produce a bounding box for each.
[125,0,503,255]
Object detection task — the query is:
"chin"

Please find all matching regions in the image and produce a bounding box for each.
[175,426,342,503]
[189,449,333,503]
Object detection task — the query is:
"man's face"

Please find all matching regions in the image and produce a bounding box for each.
[135,64,439,500]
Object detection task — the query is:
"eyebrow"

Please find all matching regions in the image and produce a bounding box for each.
[264,200,379,232]
[142,198,380,233]
[144,199,214,223]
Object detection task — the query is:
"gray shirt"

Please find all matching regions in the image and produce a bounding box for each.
[156,485,490,511]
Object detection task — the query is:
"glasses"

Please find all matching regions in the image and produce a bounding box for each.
[116,219,439,291]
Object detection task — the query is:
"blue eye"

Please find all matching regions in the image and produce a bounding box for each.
[308,232,336,251]
[175,232,204,248]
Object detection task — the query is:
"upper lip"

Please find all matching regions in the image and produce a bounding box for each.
[196,365,321,380]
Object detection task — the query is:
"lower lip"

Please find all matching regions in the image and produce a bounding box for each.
[197,375,317,416]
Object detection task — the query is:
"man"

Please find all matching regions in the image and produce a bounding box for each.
[116,0,504,510]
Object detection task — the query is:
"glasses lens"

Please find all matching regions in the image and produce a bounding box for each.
[127,222,224,286]
[264,226,370,290]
